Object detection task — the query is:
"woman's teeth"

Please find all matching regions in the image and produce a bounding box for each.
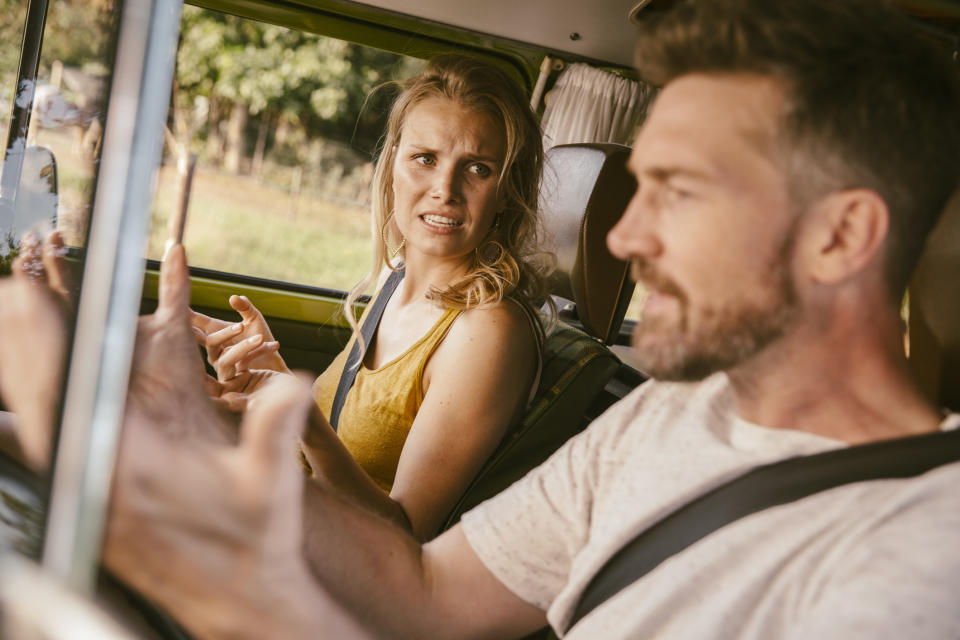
[422,214,462,227]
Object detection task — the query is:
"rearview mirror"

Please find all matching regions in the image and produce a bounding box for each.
[14,145,59,234]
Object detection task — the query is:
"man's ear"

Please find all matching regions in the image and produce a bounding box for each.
[799,189,890,285]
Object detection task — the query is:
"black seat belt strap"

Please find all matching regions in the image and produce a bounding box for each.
[329,268,404,431]
[568,426,960,631]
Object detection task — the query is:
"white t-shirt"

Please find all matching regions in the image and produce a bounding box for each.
[461,373,960,639]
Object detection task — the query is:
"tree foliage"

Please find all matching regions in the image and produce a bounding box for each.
[174,6,421,176]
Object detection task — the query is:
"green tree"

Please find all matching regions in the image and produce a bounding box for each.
[172,6,419,176]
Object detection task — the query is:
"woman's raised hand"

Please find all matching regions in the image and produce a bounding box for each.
[191,295,291,382]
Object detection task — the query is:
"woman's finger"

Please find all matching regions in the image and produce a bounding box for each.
[190,309,229,335]
[217,335,263,380]
[205,322,245,350]
[229,295,266,325]
[234,342,280,370]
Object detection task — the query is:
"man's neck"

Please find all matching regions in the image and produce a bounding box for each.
[725,308,942,444]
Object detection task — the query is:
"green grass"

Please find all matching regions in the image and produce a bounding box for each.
[148,165,373,293]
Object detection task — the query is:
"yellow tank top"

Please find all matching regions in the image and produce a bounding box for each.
[312,304,462,492]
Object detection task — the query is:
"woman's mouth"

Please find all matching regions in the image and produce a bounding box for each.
[420,214,463,231]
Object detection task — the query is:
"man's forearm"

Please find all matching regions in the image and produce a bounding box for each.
[301,478,434,639]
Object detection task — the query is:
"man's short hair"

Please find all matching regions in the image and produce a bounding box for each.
[634,0,960,299]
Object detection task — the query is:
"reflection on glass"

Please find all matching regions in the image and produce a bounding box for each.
[0,0,117,560]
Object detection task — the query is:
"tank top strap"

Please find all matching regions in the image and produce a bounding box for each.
[411,307,462,403]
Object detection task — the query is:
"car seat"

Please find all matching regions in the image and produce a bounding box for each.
[909,187,960,411]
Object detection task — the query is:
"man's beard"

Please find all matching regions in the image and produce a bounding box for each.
[631,242,799,382]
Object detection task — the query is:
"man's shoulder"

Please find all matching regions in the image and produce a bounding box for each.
[580,372,735,453]
[604,372,733,427]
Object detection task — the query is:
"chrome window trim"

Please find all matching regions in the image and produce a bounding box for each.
[0,0,50,233]
[42,0,184,593]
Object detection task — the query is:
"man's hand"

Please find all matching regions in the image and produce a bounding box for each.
[0,229,74,472]
[125,245,236,444]
[0,275,66,471]
[105,375,363,638]
[103,244,366,638]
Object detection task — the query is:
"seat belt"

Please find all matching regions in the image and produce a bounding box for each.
[329,268,404,431]
[567,425,960,632]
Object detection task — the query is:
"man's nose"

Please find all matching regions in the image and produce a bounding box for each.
[607,189,663,261]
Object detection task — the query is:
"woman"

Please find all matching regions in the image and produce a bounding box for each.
[193,54,550,540]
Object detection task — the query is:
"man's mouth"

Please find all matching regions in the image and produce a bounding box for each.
[632,262,684,302]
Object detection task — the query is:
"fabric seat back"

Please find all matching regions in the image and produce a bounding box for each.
[909,189,960,410]
[540,143,636,344]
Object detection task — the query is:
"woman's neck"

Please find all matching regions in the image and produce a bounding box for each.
[395,252,473,306]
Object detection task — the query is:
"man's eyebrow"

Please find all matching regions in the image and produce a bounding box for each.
[641,165,714,182]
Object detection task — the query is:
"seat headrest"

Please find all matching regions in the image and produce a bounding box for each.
[909,188,960,409]
[539,143,636,344]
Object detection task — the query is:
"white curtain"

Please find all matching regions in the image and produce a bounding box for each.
[541,63,656,149]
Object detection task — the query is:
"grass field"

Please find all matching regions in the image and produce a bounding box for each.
[148,164,374,292]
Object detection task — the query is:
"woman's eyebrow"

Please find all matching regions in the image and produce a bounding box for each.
[462,152,502,164]
[403,143,501,164]
[403,143,436,153]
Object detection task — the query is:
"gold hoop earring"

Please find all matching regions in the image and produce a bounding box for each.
[381,212,405,259]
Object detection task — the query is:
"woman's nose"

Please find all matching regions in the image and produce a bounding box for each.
[430,166,461,202]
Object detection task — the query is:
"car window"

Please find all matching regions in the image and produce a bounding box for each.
[1,0,117,555]
[145,6,424,292]
[0,1,28,152]
[1,0,113,259]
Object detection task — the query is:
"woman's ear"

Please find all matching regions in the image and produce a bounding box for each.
[799,188,890,285]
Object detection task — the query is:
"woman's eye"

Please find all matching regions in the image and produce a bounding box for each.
[414,154,435,166]
[468,163,492,178]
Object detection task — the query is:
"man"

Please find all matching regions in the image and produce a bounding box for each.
[1,0,958,637]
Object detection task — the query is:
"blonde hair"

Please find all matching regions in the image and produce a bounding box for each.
[345,54,552,336]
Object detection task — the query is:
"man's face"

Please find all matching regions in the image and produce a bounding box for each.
[607,73,800,380]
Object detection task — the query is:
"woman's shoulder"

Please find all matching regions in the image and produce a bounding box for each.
[459,297,534,333]
[427,299,538,390]
[439,298,538,360]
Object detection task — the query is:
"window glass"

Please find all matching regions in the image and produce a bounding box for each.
[624,285,645,322]
[1,0,117,557]
[5,0,114,256]
[0,0,28,142]
[147,6,424,291]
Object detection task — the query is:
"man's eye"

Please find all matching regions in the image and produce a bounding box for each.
[664,184,693,203]
[468,163,492,178]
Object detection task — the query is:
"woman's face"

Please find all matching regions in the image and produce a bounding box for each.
[391,97,506,268]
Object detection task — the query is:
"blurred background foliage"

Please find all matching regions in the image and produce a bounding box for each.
[2,1,424,289]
